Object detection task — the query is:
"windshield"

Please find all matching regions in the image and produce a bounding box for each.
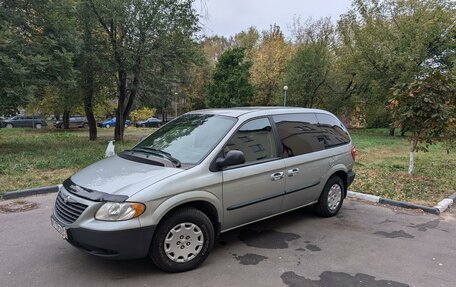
[133,114,236,165]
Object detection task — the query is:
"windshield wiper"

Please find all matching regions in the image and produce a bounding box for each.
[132,147,181,167]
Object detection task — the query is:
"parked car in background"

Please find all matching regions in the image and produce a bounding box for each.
[98,117,131,128]
[135,117,162,128]
[54,116,89,129]
[3,115,47,129]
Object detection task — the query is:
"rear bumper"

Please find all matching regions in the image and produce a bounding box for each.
[52,215,155,260]
[347,171,356,187]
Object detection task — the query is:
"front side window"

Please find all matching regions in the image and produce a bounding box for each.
[224,118,277,164]
[134,114,236,165]
[273,113,324,157]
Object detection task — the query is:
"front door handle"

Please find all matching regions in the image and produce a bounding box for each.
[287,168,300,177]
[270,172,284,181]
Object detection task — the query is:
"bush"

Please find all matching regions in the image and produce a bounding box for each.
[130,107,156,122]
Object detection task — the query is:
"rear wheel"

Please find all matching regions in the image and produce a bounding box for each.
[83,123,89,128]
[6,123,13,128]
[315,176,344,217]
[35,123,43,129]
[105,124,111,128]
[149,207,214,273]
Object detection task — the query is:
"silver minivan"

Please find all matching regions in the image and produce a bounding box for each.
[51,107,356,272]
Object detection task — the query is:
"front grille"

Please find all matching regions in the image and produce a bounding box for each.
[55,192,88,224]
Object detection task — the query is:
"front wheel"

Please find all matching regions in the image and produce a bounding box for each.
[315,176,345,217]
[105,124,110,129]
[6,123,13,128]
[149,207,214,273]
[35,123,43,129]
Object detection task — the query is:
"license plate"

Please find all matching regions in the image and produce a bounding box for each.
[51,216,68,239]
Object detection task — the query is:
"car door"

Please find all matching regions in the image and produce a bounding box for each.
[222,117,285,230]
[19,116,29,127]
[272,113,328,211]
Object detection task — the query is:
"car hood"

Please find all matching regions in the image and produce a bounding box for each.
[70,155,183,198]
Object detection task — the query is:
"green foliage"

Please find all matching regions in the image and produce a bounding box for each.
[283,42,332,108]
[336,0,455,128]
[89,0,200,140]
[391,71,455,151]
[130,107,157,121]
[206,48,253,108]
[0,0,78,115]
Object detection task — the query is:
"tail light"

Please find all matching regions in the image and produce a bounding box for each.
[351,146,356,161]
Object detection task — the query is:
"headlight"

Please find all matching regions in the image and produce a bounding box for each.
[95,202,146,221]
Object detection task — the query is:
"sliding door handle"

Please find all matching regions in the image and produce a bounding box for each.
[270,172,284,181]
[287,168,300,177]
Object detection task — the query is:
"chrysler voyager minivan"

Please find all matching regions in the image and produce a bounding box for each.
[51,107,355,272]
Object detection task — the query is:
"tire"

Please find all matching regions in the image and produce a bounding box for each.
[35,123,42,129]
[105,124,110,128]
[315,176,345,217]
[83,123,89,128]
[6,123,13,128]
[149,207,214,273]
[142,124,146,128]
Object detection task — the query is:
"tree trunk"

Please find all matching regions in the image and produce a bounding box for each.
[84,78,97,140]
[408,136,417,175]
[82,13,97,141]
[63,110,70,129]
[389,127,395,136]
[114,69,127,142]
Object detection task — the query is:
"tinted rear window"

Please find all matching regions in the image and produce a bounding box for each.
[315,113,350,148]
[273,113,325,157]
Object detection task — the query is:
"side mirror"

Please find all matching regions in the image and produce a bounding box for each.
[216,150,245,169]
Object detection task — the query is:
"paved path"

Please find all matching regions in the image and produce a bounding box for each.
[0,194,455,287]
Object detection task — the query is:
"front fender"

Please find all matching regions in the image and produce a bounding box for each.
[139,191,223,227]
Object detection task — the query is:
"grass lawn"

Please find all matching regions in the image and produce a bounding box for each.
[350,129,455,206]
[0,128,151,195]
[1,127,454,206]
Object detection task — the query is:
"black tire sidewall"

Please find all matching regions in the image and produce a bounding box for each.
[150,208,214,272]
[316,176,345,217]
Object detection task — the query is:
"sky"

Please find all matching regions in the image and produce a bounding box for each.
[196,0,353,38]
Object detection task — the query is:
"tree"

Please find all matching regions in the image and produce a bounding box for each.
[206,48,253,107]
[0,0,77,115]
[283,18,335,108]
[249,25,292,106]
[234,26,260,52]
[202,35,233,66]
[391,71,455,175]
[89,0,199,141]
[336,0,455,131]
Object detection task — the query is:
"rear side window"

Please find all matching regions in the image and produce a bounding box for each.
[273,113,324,157]
[225,118,277,164]
[315,113,350,148]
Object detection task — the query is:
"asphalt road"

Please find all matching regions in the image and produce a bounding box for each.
[0,194,455,287]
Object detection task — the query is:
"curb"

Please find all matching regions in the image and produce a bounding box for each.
[1,185,61,200]
[347,191,455,215]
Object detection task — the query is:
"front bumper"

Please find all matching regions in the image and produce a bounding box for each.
[52,215,155,260]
